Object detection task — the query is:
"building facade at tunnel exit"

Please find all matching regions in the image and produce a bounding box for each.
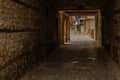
[0,0,120,80]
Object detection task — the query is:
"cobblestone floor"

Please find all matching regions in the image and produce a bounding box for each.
[20,31,120,80]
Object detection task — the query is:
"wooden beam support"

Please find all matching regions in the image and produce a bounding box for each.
[63,10,99,16]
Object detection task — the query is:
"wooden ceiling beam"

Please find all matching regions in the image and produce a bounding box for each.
[65,12,97,16]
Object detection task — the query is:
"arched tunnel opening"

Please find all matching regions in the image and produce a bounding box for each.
[0,0,120,80]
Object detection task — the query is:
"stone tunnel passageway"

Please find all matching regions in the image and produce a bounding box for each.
[0,0,120,80]
[20,32,120,80]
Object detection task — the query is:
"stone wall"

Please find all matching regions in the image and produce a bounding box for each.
[0,0,47,79]
[111,0,120,63]
[103,0,120,63]
[45,0,58,54]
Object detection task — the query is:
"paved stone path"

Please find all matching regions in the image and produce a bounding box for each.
[20,31,120,80]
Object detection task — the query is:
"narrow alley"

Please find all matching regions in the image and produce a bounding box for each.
[20,31,120,80]
[0,0,120,80]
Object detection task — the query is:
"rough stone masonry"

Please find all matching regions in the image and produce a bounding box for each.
[0,0,47,80]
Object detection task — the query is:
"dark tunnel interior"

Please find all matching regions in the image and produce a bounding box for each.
[0,0,120,80]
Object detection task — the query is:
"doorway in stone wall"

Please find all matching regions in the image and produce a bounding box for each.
[58,10,102,46]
